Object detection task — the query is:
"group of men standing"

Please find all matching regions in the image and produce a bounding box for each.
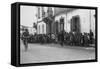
[58,30,94,46]
[21,28,94,51]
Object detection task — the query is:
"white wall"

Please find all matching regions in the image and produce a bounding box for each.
[28,27,36,35]
[91,10,95,37]
[55,13,67,32]
[37,21,46,34]
[66,9,95,37]
[55,9,95,38]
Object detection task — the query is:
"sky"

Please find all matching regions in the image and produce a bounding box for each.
[20,6,37,27]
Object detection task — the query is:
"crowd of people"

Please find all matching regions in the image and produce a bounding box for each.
[21,29,95,47]
[62,31,95,46]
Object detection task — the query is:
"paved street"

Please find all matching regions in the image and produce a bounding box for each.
[20,40,95,64]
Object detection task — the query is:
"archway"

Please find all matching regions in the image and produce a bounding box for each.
[70,15,80,33]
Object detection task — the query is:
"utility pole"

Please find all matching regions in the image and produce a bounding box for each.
[90,10,91,32]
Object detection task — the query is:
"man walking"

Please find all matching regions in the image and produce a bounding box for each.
[22,29,29,51]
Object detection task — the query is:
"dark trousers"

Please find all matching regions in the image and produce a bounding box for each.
[23,39,28,51]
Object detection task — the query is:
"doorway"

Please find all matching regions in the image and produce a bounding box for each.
[70,15,80,33]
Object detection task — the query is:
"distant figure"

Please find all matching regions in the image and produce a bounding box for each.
[22,29,29,51]
[60,31,64,46]
[90,30,94,44]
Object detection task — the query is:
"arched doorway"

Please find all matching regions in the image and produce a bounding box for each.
[60,17,64,32]
[70,15,80,33]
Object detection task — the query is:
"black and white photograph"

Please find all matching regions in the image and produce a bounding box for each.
[19,4,97,64]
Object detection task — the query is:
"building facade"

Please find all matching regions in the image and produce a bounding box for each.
[54,8,95,38]
[36,7,95,39]
[36,7,54,35]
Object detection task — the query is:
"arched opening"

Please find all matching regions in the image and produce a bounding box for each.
[70,15,80,33]
[60,17,64,32]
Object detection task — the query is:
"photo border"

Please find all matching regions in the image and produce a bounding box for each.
[13,2,98,67]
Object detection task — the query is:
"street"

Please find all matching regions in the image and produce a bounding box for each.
[20,40,95,64]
